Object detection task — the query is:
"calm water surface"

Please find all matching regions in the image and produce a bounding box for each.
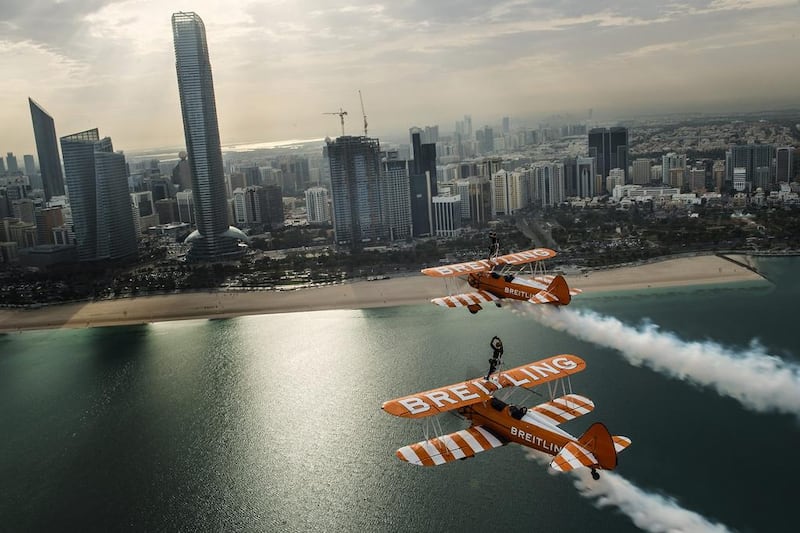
[1,258,797,532]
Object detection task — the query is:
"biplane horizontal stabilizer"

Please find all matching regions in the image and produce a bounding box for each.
[396,426,505,466]
[612,435,632,453]
[550,441,599,472]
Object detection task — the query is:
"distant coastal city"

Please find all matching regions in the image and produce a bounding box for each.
[0,11,798,308]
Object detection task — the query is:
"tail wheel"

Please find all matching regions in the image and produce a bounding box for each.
[467,304,482,314]
[591,469,600,481]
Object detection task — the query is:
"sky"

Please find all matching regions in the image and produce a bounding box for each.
[1,0,798,155]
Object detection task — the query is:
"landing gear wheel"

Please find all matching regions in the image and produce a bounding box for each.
[591,469,600,481]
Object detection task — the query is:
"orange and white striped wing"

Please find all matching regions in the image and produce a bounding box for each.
[382,354,587,419]
[613,436,632,453]
[532,394,595,425]
[528,290,561,304]
[532,275,582,296]
[395,426,505,466]
[431,290,499,309]
[421,249,557,278]
[550,441,599,472]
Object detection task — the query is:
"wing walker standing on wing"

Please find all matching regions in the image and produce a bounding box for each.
[486,336,504,380]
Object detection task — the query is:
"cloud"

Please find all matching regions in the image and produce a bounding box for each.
[0,0,798,152]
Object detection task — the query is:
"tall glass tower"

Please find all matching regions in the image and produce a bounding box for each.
[29,98,66,201]
[60,129,138,262]
[326,136,386,250]
[171,12,247,260]
[588,127,628,183]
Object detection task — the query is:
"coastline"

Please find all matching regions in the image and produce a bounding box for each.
[0,254,765,333]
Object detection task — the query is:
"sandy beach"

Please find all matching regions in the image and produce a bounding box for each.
[0,254,764,333]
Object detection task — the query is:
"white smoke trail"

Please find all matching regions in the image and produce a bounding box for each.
[513,304,800,415]
[525,450,732,533]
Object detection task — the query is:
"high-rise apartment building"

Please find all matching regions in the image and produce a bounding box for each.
[327,136,386,249]
[305,186,331,224]
[662,152,687,185]
[575,157,597,198]
[588,127,628,182]
[23,155,36,178]
[176,190,195,224]
[410,129,437,238]
[776,147,795,182]
[729,144,775,190]
[632,158,652,185]
[172,11,247,260]
[262,184,284,230]
[532,163,565,207]
[29,98,66,201]
[60,128,138,261]
[6,153,19,174]
[432,194,461,237]
[494,169,531,214]
[382,158,411,240]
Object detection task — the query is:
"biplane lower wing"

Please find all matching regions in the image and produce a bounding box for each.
[396,425,505,466]
[432,290,499,309]
[382,354,587,419]
[421,248,557,278]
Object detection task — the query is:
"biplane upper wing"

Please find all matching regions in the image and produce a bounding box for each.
[395,425,505,466]
[382,354,587,419]
[421,248,557,278]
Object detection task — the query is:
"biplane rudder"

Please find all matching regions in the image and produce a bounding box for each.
[547,274,572,305]
[578,422,617,470]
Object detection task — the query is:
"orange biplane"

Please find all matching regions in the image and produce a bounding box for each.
[382,354,631,479]
[422,248,581,314]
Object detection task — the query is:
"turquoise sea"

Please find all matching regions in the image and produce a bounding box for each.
[1,258,798,532]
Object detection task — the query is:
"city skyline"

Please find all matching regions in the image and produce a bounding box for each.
[1,1,799,155]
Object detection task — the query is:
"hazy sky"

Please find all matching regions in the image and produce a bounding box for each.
[1,0,798,155]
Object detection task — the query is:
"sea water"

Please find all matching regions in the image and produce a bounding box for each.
[1,258,797,532]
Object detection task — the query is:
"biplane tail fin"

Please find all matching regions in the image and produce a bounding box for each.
[544,274,572,305]
[550,422,620,473]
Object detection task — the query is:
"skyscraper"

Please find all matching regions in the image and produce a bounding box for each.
[327,136,386,249]
[409,129,437,237]
[172,11,247,260]
[729,144,775,190]
[23,155,36,178]
[382,157,412,240]
[776,147,795,182]
[588,127,628,183]
[29,98,66,200]
[6,153,19,174]
[305,186,331,224]
[60,128,138,261]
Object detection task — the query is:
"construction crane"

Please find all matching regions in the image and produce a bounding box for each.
[358,90,368,136]
[323,108,348,136]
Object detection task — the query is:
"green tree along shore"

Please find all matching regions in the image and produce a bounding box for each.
[2,203,798,307]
